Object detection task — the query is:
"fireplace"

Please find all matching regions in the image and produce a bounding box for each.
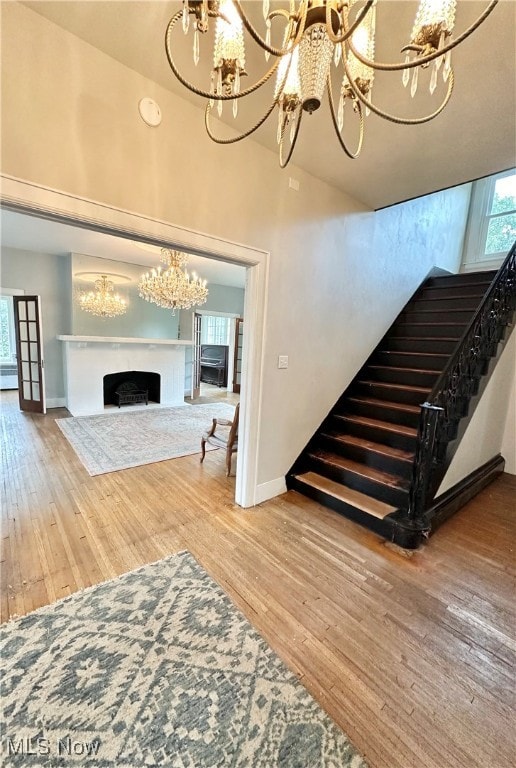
[103,371,160,407]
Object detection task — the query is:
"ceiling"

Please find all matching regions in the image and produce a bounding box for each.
[21,0,516,209]
[0,209,247,288]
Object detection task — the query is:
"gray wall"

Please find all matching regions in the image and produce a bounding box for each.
[72,253,179,339]
[0,247,71,402]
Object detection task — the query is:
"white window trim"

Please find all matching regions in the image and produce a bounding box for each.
[461,169,515,273]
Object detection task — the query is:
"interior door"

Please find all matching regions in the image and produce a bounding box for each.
[13,296,46,414]
[232,317,243,394]
[192,312,202,399]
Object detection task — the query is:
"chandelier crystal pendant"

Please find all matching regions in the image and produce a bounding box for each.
[138,249,208,315]
[165,0,498,166]
[78,275,127,318]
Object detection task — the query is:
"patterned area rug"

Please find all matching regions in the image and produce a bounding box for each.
[0,552,367,767]
[56,403,235,475]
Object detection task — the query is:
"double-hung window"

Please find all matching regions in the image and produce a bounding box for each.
[462,169,516,271]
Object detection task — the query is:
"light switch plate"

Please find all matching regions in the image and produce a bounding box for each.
[278,355,289,369]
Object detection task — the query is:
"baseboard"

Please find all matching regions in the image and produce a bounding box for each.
[428,454,505,532]
[254,477,287,505]
[46,398,67,409]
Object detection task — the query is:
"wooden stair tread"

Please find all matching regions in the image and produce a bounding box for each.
[347,396,420,413]
[358,380,429,394]
[379,336,457,344]
[294,471,397,519]
[337,413,418,437]
[416,292,488,300]
[321,432,415,462]
[397,321,467,326]
[381,350,449,358]
[368,364,439,375]
[401,299,478,308]
[308,450,410,489]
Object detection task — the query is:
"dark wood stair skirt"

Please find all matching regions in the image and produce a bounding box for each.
[425,454,505,533]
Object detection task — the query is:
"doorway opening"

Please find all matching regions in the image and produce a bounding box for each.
[1,176,268,507]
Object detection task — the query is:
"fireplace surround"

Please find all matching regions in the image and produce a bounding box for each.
[58,336,192,416]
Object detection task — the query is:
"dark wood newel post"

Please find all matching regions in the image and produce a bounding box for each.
[408,403,444,526]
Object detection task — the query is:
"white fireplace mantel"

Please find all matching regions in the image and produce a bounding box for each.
[58,335,193,416]
[57,335,192,346]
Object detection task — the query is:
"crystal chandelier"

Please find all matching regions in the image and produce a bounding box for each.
[78,275,127,318]
[165,0,498,166]
[138,249,208,314]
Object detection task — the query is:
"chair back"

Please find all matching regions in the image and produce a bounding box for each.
[228,403,240,447]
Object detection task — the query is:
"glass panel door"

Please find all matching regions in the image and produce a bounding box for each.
[233,318,243,394]
[192,312,202,399]
[13,296,46,413]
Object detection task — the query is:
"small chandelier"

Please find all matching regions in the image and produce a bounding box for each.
[165,0,498,166]
[138,248,208,314]
[78,275,127,318]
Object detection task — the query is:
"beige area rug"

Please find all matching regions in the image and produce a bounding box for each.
[56,403,235,476]
[0,551,368,767]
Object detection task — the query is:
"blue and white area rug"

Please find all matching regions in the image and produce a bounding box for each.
[0,551,368,767]
[56,403,235,475]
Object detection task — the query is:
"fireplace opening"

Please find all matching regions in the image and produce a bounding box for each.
[103,371,161,408]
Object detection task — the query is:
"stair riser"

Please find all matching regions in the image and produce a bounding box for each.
[316,434,414,480]
[389,323,466,339]
[403,304,476,319]
[383,337,458,354]
[366,366,438,388]
[306,454,409,507]
[333,416,417,451]
[375,351,447,370]
[418,285,490,300]
[426,273,496,288]
[354,381,428,406]
[344,400,420,429]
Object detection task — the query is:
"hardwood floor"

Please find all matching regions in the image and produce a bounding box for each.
[1,389,515,768]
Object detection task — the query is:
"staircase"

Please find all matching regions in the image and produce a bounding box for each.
[287,248,516,548]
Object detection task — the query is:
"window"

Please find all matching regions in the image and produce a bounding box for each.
[0,295,16,363]
[484,172,516,255]
[201,315,231,345]
[462,169,516,272]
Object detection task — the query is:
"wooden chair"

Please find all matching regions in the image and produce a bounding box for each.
[200,403,239,477]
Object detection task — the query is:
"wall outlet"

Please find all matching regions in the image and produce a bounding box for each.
[278,355,289,369]
[288,177,299,191]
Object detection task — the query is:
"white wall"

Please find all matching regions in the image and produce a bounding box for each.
[438,329,516,492]
[0,3,476,496]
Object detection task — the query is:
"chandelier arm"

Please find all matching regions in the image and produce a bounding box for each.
[325,0,375,45]
[232,0,307,58]
[343,59,455,125]
[342,0,498,71]
[204,98,278,144]
[165,12,282,100]
[279,107,303,169]
[326,76,364,159]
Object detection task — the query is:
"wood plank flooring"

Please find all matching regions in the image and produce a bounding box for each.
[1,390,515,768]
